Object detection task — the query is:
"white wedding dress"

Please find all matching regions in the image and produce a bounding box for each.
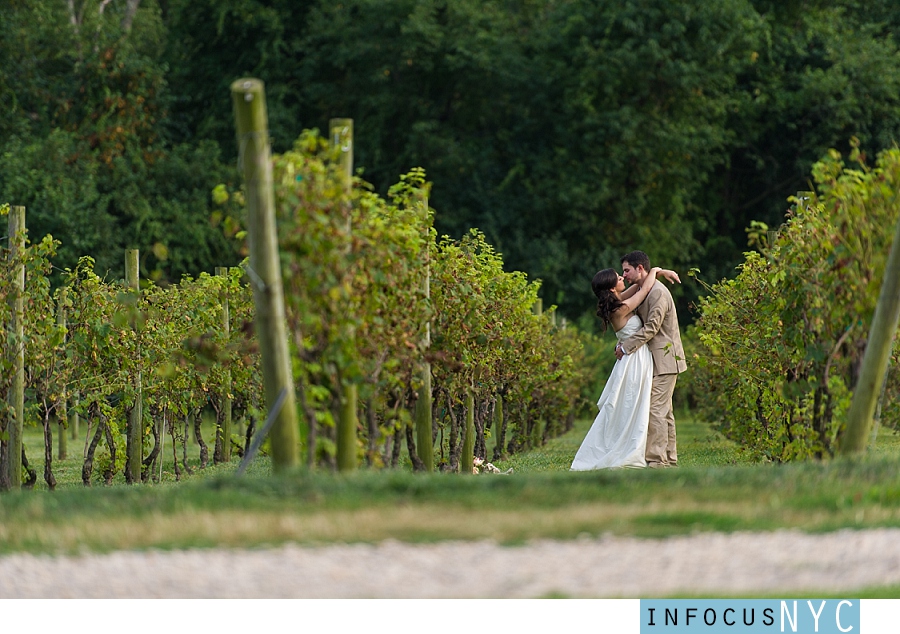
[570,314,652,470]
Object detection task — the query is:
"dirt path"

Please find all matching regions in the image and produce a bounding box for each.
[1,528,898,598]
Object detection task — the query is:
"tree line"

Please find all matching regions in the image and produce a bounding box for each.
[4,1,900,322]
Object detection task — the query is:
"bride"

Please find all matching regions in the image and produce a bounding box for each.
[570,266,679,470]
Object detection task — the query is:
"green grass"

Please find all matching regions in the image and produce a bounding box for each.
[3,414,900,561]
[491,409,758,473]
[5,414,900,597]
[18,413,261,490]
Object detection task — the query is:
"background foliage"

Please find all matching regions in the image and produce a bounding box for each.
[4,1,900,468]
[4,0,900,323]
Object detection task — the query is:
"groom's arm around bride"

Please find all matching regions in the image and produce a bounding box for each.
[618,280,686,374]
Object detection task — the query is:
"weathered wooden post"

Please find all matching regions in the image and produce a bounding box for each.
[57,288,68,461]
[331,117,358,472]
[125,248,142,483]
[69,392,79,441]
[231,78,299,471]
[337,388,357,472]
[840,214,900,454]
[216,266,233,462]
[461,390,476,474]
[330,118,354,192]
[414,359,434,472]
[56,405,67,460]
[532,298,543,316]
[414,190,434,472]
[492,394,505,461]
[5,206,25,488]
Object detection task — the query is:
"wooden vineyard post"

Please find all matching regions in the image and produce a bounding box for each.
[492,394,505,461]
[414,364,433,472]
[414,190,434,472]
[57,288,68,461]
[5,206,25,488]
[70,393,79,442]
[461,390,476,474]
[125,249,142,483]
[331,118,354,193]
[216,266,233,462]
[331,117,358,472]
[231,78,299,471]
[337,388,357,472]
[841,213,900,454]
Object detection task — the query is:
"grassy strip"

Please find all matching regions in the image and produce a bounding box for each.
[2,415,900,557]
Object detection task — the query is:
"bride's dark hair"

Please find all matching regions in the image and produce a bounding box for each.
[592,268,623,331]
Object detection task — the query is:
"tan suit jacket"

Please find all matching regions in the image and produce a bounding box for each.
[620,281,687,376]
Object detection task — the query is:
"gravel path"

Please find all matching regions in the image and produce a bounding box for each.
[1,528,899,598]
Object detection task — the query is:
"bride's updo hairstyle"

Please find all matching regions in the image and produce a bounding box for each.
[591,268,623,331]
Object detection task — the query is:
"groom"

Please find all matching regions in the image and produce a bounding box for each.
[615,251,687,468]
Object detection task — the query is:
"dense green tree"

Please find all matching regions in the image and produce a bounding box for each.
[497,0,765,309]
[276,0,767,315]
[696,0,900,284]
[0,0,241,281]
[163,0,316,151]
[6,0,900,320]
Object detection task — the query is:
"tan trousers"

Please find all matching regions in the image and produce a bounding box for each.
[646,373,678,466]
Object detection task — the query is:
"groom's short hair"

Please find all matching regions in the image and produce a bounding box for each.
[621,250,651,271]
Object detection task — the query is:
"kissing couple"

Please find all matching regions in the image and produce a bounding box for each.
[571,251,687,470]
